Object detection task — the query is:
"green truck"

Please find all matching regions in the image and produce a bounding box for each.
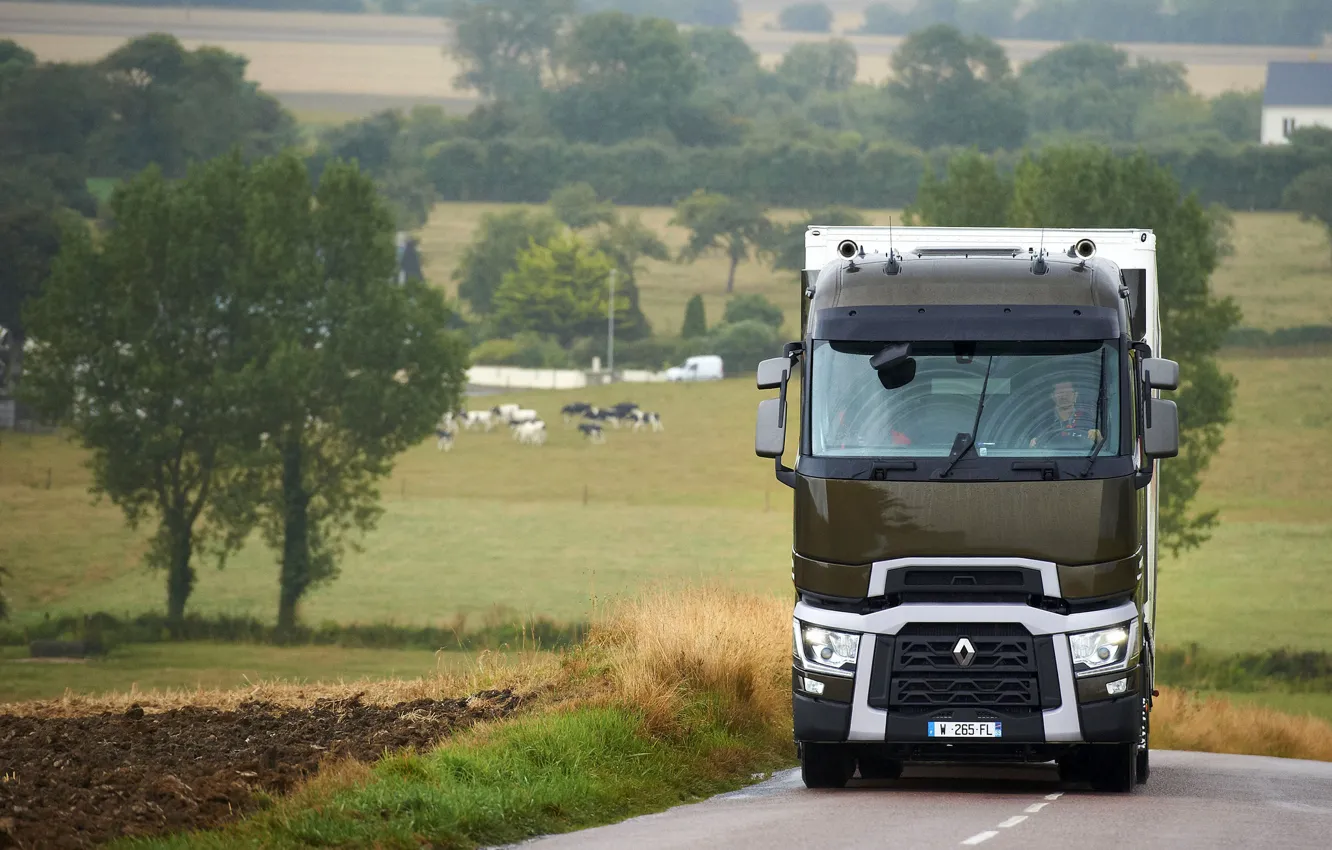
[755,227,1180,792]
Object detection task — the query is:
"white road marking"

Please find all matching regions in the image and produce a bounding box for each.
[997,816,1028,828]
[961,832,999,846]
[1025,802,1049,813]
[1044,792,1064,801]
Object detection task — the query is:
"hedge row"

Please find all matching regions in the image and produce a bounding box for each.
[0,611,588,652]
[1223,325,1332,349]
[422,137,1332,211]
[1158,644,1332,692]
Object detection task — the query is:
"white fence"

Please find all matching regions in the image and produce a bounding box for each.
[467,365,669,390]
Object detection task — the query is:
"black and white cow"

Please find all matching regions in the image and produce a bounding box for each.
[578,422,606,444]
[630,410,664,432]
[435,427,455,452]
[562,402,593,423]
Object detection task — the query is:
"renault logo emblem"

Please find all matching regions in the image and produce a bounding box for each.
[952,637,977,667]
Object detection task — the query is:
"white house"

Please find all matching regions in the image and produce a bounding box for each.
[1261,62,1332,145]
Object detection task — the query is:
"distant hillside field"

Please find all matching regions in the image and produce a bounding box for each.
[3,1,1323,118]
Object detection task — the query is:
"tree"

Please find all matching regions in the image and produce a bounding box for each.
[671,190,772,293]
[591,213,668,340]
[0,565,9,621]
[724,293,784,329]
[0,40,35,94]
[20,156,259,630]
[777,40,858,96]
[1007,145,1240,553]
[904,149,1012,226]
[888,24,1027,151]
[1209,90,1262,143]
[1282,166,1332,262]
[687,27,760,84]
[765,206,868,272]
[453,208,563,314]
[549,181,615,230]
[549,12,700,144]
[1019,42,1188,142]
[444,0,574,100]
[492,232,620,345]
[709,319,783,377]
[0,172,66,394]
[222,154,468,635]
[95,35,295,178]
[682,294,707,338]
[779,3,834,32]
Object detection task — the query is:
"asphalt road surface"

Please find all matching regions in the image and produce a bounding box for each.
[510,751,1332,850]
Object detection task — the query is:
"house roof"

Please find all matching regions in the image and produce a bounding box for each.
[1264,62,1332,108]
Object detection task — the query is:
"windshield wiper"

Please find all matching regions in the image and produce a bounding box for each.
[1080,346,1110,478]
[934,355,995,479]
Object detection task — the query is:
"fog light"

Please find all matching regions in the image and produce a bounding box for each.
[802,677,825,696]
[1106,677,1128,696]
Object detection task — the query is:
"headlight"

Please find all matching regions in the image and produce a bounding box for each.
[794,619,859,677]
[1069,620,1139,677]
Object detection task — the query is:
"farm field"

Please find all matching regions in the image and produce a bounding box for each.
[3,354,1330,653]
[3,0,1318,117]
[0,643,469,704]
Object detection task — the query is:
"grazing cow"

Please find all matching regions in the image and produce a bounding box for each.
[513,419,547,445]
[562,402,592,423]
[460,410,495,431]
[578,422,606,444]
[507,407,539,425]
[493,403,521,420]
[629,410,664,432]
[436,427,455,452]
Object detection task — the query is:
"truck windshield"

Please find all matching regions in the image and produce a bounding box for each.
[810,340,1122,459]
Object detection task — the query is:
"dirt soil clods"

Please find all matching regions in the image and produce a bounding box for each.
[0,688,525,848]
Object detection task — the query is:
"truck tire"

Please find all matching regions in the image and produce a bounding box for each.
[857,755,903,780]
[1088,743,1137,793]
[801,743,855,789]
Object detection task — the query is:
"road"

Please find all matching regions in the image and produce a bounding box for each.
[510,751,1332,849]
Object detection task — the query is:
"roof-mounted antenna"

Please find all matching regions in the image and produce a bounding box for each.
[1030,228,1049,275]
[885,217,901,275]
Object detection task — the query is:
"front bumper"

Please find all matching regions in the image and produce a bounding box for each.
[791,597,1143,748]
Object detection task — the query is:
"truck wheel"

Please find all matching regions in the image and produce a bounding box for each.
[1088,743,1137,793]
[857,755,903,781]
[801,743,855,788]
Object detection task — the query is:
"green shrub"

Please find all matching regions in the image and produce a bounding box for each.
[681,294,707,338]
[723,293,784,329]
[708,319,783,377]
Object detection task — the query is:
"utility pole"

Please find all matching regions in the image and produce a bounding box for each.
[607,268,617,379]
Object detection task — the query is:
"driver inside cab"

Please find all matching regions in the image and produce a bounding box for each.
[1029,379,1101,448]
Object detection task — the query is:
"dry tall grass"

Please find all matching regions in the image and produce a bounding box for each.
[591,583,792,737]
[1153,688,1332,761]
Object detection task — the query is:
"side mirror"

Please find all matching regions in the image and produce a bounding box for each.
[755,397,785,458]
[1143,398,1179,459]
[756,357,789,390]
[1142,357,1179,391]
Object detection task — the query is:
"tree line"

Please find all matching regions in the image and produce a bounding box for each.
[855,0,1332,47]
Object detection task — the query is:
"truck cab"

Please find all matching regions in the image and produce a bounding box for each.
[755,227,1181,792]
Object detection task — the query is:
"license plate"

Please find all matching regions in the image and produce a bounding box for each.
[928,721,1002,738]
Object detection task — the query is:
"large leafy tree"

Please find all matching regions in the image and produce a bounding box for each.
[904,149,1012,227]
[222,154,468,635]
[549,12,700,144]
[1282,166,1332,262]
[1019,41,1187,142]
[777,40,858,98]
[887,24,1027,151]
[21,156,259,629]
[444,0,574,100]
[671,190,772,294]
[95,34,295,178]
[453,208,563,314]
[591,213,668,341]
[492,232,619,345]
